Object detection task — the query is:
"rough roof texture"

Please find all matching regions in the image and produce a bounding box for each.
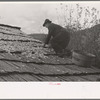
[0,24,100,81]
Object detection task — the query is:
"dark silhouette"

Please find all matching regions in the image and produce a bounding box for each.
[43,19,70,55]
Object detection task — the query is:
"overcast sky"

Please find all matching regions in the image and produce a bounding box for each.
[0,2,100,34]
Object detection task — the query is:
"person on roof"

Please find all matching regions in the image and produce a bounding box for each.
[43,19,70,55]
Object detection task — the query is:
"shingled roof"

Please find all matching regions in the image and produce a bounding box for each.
[0,24,100,81]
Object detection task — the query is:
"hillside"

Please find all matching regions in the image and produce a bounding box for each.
[28,33,46,42]
[68,24,100,55]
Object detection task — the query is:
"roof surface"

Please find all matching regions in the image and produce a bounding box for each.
[0,47,100,81]
[0,24,100,81]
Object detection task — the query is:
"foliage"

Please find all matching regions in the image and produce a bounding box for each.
[56,3,100,31]
[56,3,100,56]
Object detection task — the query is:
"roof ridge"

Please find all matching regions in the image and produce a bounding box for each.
[0,24,21,30]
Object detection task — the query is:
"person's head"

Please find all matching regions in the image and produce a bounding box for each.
[43,19,52,28]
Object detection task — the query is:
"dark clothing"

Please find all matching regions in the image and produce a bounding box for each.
[45,23,70,53]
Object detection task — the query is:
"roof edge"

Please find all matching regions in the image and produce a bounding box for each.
[0,24,21,30]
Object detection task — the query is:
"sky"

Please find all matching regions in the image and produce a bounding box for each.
[0,2,100,34]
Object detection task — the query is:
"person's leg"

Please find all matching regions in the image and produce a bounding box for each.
[51,40,63,54]
[50,32,70,54]
[60,37,70,50]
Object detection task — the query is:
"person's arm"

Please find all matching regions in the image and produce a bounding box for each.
[43,24,54,47]
[44,26,53,47]
[43,32,51,47]
[45,32,51,45]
